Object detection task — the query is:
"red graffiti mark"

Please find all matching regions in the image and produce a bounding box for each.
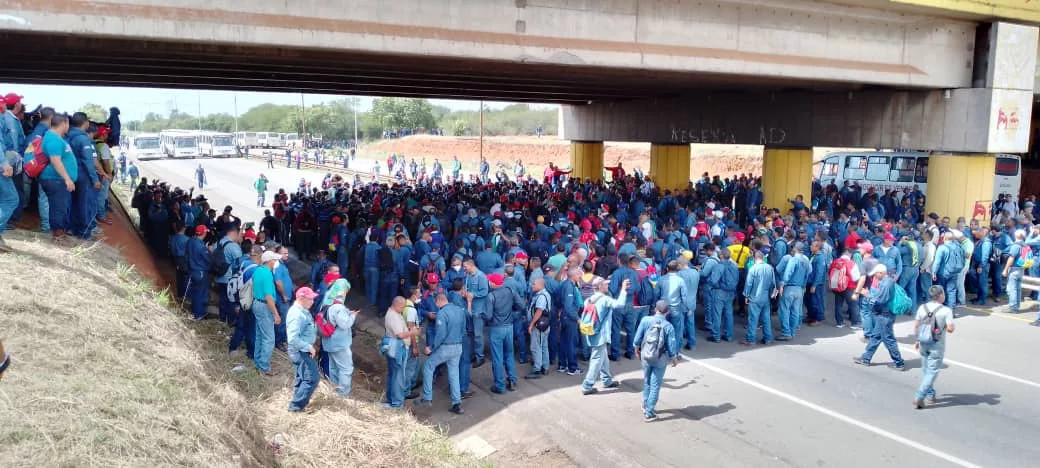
[997,110,1009,129]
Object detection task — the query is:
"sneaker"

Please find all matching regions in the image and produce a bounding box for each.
[460,390,475,400]
[567,368,583,376]
[490,387,505,395]
[913,399,924,409]
[557,367,567,373]
[415,400,433,407]
[926,395,936,404]
[852,357,870,366]
[604,381,620,389]
[449,404,464,415]
[506,381,516,392]
[644,413,658,422]
[850,325,863,330]
[887,363,907,372]
[835,324,846,329]
[524,372,543,380]
[582,387,598,396]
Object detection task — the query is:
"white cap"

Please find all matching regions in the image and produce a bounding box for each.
[261,251,281,263]
[870,264,887,275]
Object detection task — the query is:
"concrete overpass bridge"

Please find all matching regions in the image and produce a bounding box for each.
[1,0,1038,219]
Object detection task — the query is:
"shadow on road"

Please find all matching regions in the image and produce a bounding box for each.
[655,402,737,422]
[928,393,1002,409]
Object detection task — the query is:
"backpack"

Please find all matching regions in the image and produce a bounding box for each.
[916,304,941,344]
[579,300,600,336]
[239,273,255,311]
[889,284,912,315]
[827,258,851,293]
[640,319,668,363]
[1014,245,1035,269]
[210,239,232,277]
[636,274,657,307]
[422,253,442,276]
[315,302,340,338]
[22,135,48,178]
[942,243,965,277]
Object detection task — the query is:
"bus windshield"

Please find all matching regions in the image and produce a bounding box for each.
[995,157,1019,176]
[175,137,196,148]
[213,136,234,146]
[134,137,160,149]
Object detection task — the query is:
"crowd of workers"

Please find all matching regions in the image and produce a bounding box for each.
[3,96,1039,418]
[119,150,1040,418]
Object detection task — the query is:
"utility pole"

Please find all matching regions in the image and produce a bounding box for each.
[353,96,359,149]
[479,99,484,162]
[233,95,239,133]
[196,93,202,130]
[300,93,307,140]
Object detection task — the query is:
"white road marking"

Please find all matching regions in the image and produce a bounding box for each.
[898,345,1040,390]
[685,355,982,468]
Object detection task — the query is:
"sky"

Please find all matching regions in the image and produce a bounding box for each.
[0,83,554,121]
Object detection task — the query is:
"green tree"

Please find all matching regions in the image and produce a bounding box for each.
[239,103,295,131]
[79,103,109,122]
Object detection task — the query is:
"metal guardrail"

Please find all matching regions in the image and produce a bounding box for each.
[1022,276,1040,292]
[250,151,397,184]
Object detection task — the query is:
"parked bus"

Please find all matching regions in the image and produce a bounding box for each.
[159,130,200,158]
[816,151,1022,204]
[128,133,162,160]
[284,132,301,148]
[235,131,258,148]
[195,131,237,157]
[256,132,283,149]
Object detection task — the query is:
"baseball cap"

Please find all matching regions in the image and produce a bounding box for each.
[3,93,23,106]
[487,273,505,286]
[858,241,874,254]
[261,251,281,263]
[515,251,529,260]
[425,273,440,284]
[295,287,319,300]
[243,230,257,241]
[883,232,895,241]
[194,225,208,236]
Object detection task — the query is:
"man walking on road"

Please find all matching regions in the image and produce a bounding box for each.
[254,173,269,207]
[195,163,206,190]
[913,285,955,409]
[853,264,906,371]
[417,293,466,414]
[634,300,680,421]
[581,277,629,395]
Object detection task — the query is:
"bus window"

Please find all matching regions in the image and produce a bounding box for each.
[844,156,866,179]
[866,156,889,181]
[820,160,839,178]
[889,157,916,182]
[995,156,1019,176]
[915,158,928,183]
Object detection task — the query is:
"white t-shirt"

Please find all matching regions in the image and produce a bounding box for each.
[915,302,954,341]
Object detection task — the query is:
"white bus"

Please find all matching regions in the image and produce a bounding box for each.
[816,151,1022,204]
[159,130,200,158]
[129,133,162,160]
[235,131,258,148]
[195,131,237,157]
[256,132,283,149]
[284,132,301,148]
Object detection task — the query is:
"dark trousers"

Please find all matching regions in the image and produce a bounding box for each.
[560,319,579,372]
[513,318,528,361]
[40,178,71,232]
[228,303,255,357]
[70,176,95,238]
[548,316,560,366]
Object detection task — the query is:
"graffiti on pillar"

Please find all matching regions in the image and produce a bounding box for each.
[758,126,786,145]
[670,126,737,144]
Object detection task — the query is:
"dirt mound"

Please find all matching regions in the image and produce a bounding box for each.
[366,135,764,179]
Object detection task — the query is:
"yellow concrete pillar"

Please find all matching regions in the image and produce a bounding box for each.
[925,153,996,226]
[569,141,604,181]
[649,144,691,192]
[761,148,813,211]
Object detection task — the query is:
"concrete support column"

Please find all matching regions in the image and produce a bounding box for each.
[649,144,691,192]
[761,148,813,211]
[570,141,604,181]
[925,153,996,226]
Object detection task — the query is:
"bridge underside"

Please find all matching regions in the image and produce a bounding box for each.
[0,31,856,105]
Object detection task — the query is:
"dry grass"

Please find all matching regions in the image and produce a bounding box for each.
[0,230,477,468]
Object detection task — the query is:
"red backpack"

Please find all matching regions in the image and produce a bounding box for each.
[827,258,853,293]
[315,301,341,338]
[22,135,49,178]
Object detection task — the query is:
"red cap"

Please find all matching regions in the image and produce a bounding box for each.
[883,232,896,241]
[733,232,746,243]
[487,273,505,286]
[194,225,208,236]
[243,230,257,241]
[515,251,529,260]
[859,241,875,253]
[3,93,23,106]
[426,273,440,284]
